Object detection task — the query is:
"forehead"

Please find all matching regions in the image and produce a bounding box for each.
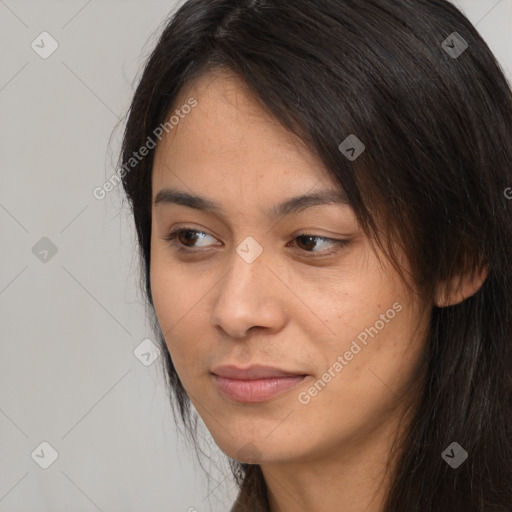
[152,70,339,205]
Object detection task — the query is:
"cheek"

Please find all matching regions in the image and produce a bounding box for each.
[149,260,173,329]
[149,245,190,330]
[314,265,424,393]
[149,258,208,376]
[149,259,183,350]
[306,305,426,439]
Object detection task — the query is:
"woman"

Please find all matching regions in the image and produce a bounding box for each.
[118,0,512,510]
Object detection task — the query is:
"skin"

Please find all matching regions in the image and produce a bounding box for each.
[149,70,486,512]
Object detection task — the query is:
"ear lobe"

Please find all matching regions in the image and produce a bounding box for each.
[435,263,488,307]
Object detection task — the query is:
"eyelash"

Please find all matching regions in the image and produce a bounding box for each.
[162,228,350,256]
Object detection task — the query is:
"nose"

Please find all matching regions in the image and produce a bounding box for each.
[210,244,287,339]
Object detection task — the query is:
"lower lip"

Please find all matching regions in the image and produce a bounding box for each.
[212,374,307,403]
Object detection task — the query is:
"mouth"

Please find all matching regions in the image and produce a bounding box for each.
[211,364,308,403]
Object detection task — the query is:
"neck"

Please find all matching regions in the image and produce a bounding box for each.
[261,403,413,512]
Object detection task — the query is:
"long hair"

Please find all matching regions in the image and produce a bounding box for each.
[119,1,512,509]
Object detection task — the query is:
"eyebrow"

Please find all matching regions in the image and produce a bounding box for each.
[153,187,350,218]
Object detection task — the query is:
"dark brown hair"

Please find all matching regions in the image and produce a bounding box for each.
[119,0,512,509]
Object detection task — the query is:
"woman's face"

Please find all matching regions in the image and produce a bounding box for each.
[150,71,430,465]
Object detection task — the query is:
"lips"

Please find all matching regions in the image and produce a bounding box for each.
[211,364,307,380]
[211,364,308,403]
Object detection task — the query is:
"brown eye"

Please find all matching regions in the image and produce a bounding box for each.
[163,228,215,251]
[163,228,350,256]
[292,234,350,255]
[175,229,202,247]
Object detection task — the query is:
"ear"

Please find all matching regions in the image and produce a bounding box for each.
[434,262,488,307]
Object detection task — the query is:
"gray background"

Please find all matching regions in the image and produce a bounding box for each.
[0,1,510,511]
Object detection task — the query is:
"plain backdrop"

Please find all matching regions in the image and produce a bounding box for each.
[0,1,511,511]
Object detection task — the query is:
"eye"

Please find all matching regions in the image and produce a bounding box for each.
[162,228,350,256]
[292,233,350,255]
[163,228,216,251]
